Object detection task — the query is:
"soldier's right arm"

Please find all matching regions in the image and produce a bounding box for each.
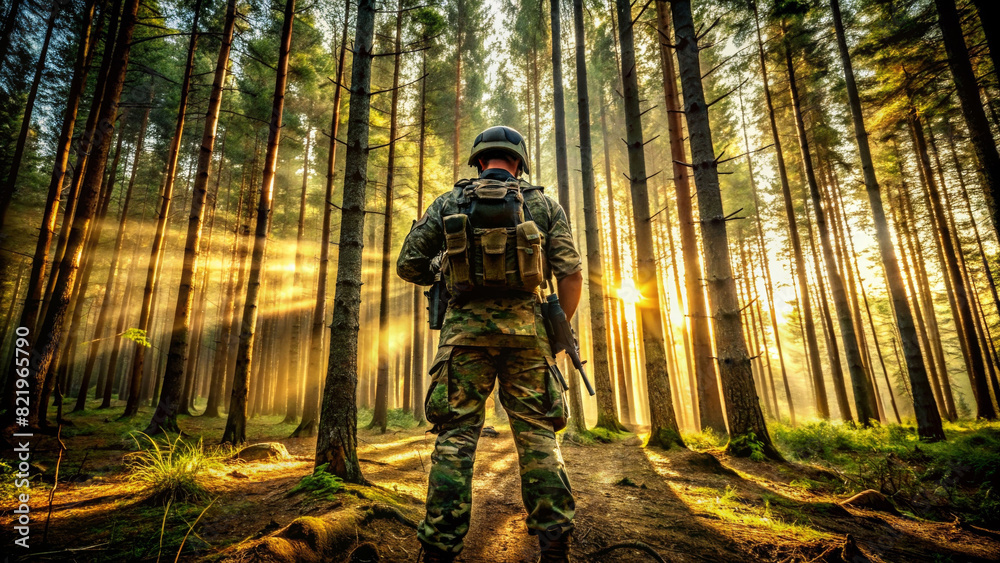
[396,196,447,286]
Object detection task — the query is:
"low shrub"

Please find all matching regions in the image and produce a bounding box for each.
[124,432,223,504]
[291,463,344,500]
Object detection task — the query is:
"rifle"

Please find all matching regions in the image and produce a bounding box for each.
[541,293,595,396]
[425,252,449,330]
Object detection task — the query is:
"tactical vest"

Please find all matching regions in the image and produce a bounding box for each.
[441,178,545,294]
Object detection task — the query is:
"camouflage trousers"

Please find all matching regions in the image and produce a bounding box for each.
[417,345,576,554]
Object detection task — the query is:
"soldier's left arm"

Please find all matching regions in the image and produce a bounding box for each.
[543,196,584,319]
[396,197,446,286]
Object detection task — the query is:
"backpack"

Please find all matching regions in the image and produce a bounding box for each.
[441,177,545,294]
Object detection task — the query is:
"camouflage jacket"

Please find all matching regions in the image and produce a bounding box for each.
[397,169,582,348]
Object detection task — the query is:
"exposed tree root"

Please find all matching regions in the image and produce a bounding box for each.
[589,540,667,562]
[360,503,419,529]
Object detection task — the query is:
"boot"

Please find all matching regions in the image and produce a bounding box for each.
[420,543,456,563]
[537,528,571,563]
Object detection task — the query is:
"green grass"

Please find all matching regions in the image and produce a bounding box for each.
[357,407,421,430]
[770,420,1000,526]
[682,427,728,451]
[124,432,225,504]
[290,463,344,500]
[690,485,828,541]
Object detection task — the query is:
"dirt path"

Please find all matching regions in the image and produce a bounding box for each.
[5,410,1000,562]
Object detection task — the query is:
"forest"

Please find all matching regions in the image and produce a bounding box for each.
[0,0,999,560]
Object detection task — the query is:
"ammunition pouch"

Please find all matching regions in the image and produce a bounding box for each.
[516,221,543,288]
[479,228,509,285]
[439,178,548,295]
[443,214,473,292]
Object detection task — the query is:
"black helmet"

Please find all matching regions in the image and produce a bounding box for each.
[468,125,530,175]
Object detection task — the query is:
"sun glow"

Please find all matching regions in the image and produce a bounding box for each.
[617,279,643,305]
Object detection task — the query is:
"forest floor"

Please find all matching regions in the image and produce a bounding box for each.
[2,400,1000,563]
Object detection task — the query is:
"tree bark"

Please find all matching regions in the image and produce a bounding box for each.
[751,3,829,419]
[909,108,996,420]
[599,98,634,426]
[573,0,621,432]
[655,0,723,434]
[889,168,951,418]
[411,19,431,426]
[38,0,124,326]
[76,104,149,412]
[17,0,140,431]
[0,0,62,232]
[616,0,683,448]
[551,0,571,218]
[315,0,374,484]
[671,0,779,459]
[783,32,875,425]
[0,0,24,72]
[146,0,234,433]
[221,0,293,443]
[294,0,349,437]
[9,0,99,345]
[370,0,405,433]
[934,0,1000,242]
[736,84,793,425]
[124,1,202,418]
[452,0,464,182]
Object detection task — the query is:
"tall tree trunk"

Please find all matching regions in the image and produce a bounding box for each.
[315,0,373,484]
[146,0,234,434]
[282,126,311,424]
[294,0,349,437]
[782,32,875,425]
[573,0,621,432]
[551,0,571,217]
[55,141,119,411]
[655,0,723,433]
[599,98,634,426]
[9,0,99,345]
[452,0,464,182]
[822,159,883,421]
[204,179,248,418]
[970,0,999,85]
[39,0,124,326]
[661,191,697,428]
[616,0,683,448]
[0,0,24,72]
[737,231,773,418]
[751,3,829,419]
[0,0,62,232]
[930,121,1000,412]
[803,196,852,421]
[909,108,996,420]
[948,122,1000,348]
[736,84,793,424]
[16,0,140,431]
[102,240,139,407]
[531,34,542,183]
[889,170,951,418]
[221,0,295,444]
[75,104,149,412]
[934,0,1000,241]
[412,28,430,426]
[671,0,779,459]
[370,0,405,433]
[124,2,202,418]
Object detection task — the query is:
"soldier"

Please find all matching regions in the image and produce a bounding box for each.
[397,125,583,563]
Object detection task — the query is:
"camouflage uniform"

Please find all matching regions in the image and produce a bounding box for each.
[397,169,582,555]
